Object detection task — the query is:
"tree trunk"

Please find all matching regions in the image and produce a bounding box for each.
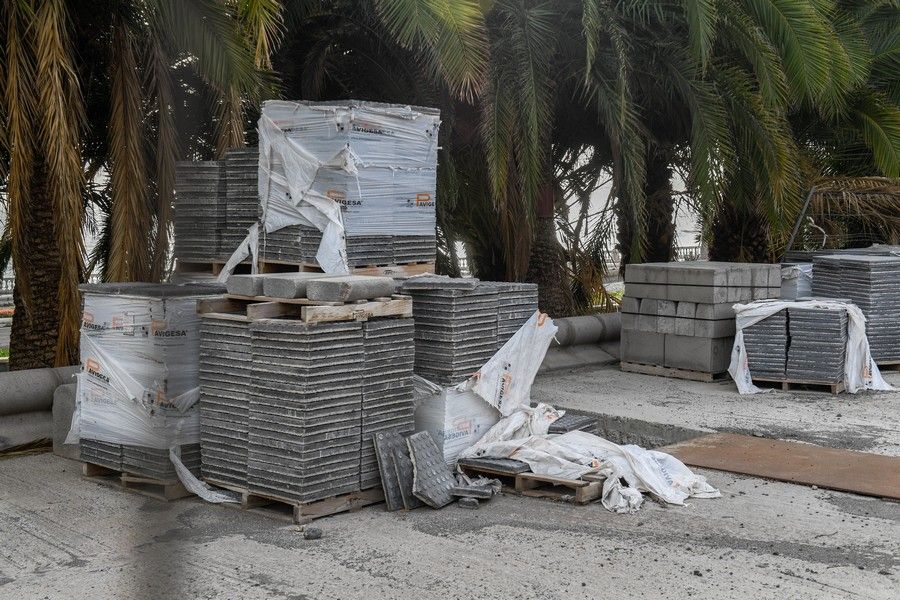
[709,202,771,262]
[617,147,676,271]
[10,163,68,370]
[525,185,575,317]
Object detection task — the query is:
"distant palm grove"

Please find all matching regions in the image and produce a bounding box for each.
[1,0,898,369]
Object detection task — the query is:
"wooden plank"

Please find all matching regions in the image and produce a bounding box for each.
[752,377,845,395]
[516,472,589,489]
[620,361,724,382]
[300,298,412,323]
[82,462,115,477]
[197,297,252,315]
[245,301,304,321]
[660,433,900,500]
[224,294,342,307]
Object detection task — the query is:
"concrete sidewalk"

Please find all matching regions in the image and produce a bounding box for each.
[1,453,898,599]
[532,365,900,456]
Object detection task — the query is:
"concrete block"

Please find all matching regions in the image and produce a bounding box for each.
[658,300,677,317]
[623,263,668,284]
[767,265,782,287]
[624,283,667,300]
[639,298,660,315]
[637,314,659,332]
[666,262,729,286]
[306,276,397,302]
[693,318,736,338]
[695,303,736,320]
[666,285,727,303]
[621,313,638,330]
[621,296,641,314]
[658,316,676,334]
[52,384,80,461]
[621,329,665,365]
[664,335,733,373]
[226,274,265,297]
[675,317,695,336]
[726,265,752,287]
[727,287,754,303]
[676,302,696,319]
[262,273,337,299]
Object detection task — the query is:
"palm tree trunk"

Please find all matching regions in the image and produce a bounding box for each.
[709,203,771,262]
[617,147,676,269]
[9,162,68,370]
[525,185,575,317]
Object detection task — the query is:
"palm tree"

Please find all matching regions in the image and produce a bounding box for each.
[0,0,276,369]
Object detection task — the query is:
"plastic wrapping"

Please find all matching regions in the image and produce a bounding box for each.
[67,289,209,448]
[728,299,894,394]
[219,100,441,281]
[780,263,812,299]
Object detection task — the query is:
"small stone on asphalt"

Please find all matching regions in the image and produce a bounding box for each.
[459,497,479,509]
[303,526,323,540]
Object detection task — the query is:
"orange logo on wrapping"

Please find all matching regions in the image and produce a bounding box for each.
[83,311,94,324]
[415,193,431,206]
[150,319,167,334]
[326,189,346,203]
[85,358,101,373]
[537,313,547,326]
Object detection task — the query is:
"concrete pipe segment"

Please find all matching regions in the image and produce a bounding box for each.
[0,365,79,417]
[552,313,621,347]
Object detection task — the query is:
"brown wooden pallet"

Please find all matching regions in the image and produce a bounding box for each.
[458,463,602,505]
[752,377,845,395]
[876,361,900,372]
[620,361,728,383]
[205,478,384,524]
[197,294,412,323]
[82,462,191,501]
[258,260,435,278]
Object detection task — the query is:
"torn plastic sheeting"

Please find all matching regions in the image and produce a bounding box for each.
[728,299,893,394]
[456,311,558,416]
[218,100,441,282]
[459,416,720,513]
[170,448,238,504]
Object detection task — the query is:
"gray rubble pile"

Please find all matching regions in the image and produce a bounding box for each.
[173,161,225,262]
[812,254,900,364]
[402,278,538,386]
[621,262,781,373]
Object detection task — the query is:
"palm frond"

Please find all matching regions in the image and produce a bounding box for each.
[107,22,150,282]
[375,0,488,101]
[3,1,37,314]
[34,0,85,365]
[237,0,284,70]
[852,91,900,176]
[147,35,178,281]
[683,0,718,70]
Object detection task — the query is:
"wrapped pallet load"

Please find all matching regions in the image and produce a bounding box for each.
[67,283,223,483]
[219,99,441,278]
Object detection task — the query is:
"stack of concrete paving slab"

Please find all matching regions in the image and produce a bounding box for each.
[79,439,123,471]
[743,310,788,378]
[403,278,538,385]
[123,444,201,480]
[360,319,416,489]
[812,254,900,364]
[259,225,435,267]
[198,317,252,487]
[219,148,260,260]
[786,306,848,382]
[247,320,365,503]
[173,161,225,261]
[621,262,781,374]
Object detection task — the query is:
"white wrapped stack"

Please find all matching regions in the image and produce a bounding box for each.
[71,283,222,478]
[221,100,441,278]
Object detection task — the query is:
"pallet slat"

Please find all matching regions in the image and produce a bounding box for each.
[82,462,191,501]
[198,294,412,323]
[620,361,727,382]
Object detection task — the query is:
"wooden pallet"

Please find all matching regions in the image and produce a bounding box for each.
[620,361,728,383]
[82,462,191,501]
[458,462,602,505]
[205,478,384,524]
[877,361,900,372]
[197,294,412,323]
[257,260,434,278]
[752,377,845,395]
